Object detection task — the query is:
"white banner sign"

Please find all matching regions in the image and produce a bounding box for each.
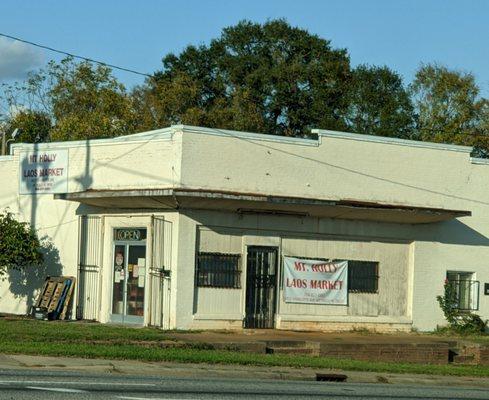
[19,150,69,194]
[283,257,348,305]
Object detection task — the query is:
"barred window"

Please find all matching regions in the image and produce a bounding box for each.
[348,261,379,293]
[196,252,241,288]
[447,272,479,311]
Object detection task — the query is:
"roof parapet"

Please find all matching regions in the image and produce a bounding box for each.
[7,124,475,154]
[312,129,473,153]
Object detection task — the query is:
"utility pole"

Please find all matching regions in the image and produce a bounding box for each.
[1,130,5,156]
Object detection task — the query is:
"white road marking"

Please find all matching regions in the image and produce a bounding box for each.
[26,386,88,393]
[0,380,156,386]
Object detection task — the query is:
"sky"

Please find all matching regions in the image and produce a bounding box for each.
[0,0,488,96]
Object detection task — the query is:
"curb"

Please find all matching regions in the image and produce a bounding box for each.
[1,354,489,388]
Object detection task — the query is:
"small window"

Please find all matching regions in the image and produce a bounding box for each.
[446,272,479,311]
[196,252,241,289]
[348,261,379,293]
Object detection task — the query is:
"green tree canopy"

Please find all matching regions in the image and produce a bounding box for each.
[5,110,52,144]
[49,59,136,140]
[346,65,415,138]
[140,19,352,136]
[0,210,43,277]
[2,57,136,141]
[410,63,489,154]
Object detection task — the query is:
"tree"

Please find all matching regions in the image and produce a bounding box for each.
[410,63,489,154]
[139,19,352,137]
[5,110,52,144]
[1,57,136,142]
[49,58,137,141]
[345,65,415,138]
[0,210,43,277]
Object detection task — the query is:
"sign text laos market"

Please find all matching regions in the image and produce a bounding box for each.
[19,150,69,194]
[283,257,348,305]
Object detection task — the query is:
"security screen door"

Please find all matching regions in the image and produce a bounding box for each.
[244,246,278,329]
[111,228,147,324]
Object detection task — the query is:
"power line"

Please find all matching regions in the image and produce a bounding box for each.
[0,32,153,78]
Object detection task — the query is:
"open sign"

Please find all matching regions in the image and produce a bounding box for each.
[114,228,147,241]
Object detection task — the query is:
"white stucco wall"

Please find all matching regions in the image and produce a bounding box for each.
[0,129,182,317]
[177,126,472,211]
[1,125,488,332]
[174,126,489,331]
[0,153,79,315]
[174,209,414,330]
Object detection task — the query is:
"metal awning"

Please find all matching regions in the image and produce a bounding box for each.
[55,188,471,224]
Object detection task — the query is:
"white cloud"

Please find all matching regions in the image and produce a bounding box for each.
[0,37,44,80]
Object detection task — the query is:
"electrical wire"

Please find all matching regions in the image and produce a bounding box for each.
[0,32,153,78]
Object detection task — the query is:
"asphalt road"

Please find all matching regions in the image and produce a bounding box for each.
[0,369,488,400]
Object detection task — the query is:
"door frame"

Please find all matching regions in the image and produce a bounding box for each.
[110,233,147,325]
[243,245,279,329]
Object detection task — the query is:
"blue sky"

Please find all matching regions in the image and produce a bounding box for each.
[0,0,488,95]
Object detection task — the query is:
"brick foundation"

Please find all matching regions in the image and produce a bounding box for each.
[319,342,449,364]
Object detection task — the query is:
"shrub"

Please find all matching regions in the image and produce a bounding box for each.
[436,280,459,326]
[0,210,43,277]
[436,279,487,334]
[457,314,487,334]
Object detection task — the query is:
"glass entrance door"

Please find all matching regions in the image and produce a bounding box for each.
[111,228,147,324]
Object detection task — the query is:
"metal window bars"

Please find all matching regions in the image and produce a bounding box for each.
[447,279,480,311]
[196,253,242,289]
[347,261,379,293]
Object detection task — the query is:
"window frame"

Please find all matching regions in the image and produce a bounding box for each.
[195,252,242,289]
[347,261,379,294]
[446,271,480,311]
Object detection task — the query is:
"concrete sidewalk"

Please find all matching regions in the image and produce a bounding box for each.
[1,353,489,389]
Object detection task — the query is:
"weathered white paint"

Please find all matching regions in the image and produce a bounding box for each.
[194,227,243,320]
[179,209,412,330]
[0,125,487,332]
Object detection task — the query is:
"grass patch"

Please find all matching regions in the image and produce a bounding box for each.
[0,318,176,342]
[430,326,489,344]
[2,318,489,377]
[2,340,489,378]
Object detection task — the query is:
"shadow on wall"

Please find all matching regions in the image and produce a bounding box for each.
[419,219,489,246]
[8,236,63,314]
[187,210,489,247]
[74,139,93,191]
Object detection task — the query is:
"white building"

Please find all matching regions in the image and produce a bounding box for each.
[0,125,487,332]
